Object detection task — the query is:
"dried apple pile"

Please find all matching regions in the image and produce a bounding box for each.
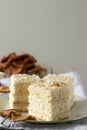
[0,52,46,75]
[0,109,36,123]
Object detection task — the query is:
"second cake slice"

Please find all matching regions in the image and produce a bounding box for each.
[9,74,40,112]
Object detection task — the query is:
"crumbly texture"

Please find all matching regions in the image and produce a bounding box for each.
[9,74,40,112]
[28,74,74,121]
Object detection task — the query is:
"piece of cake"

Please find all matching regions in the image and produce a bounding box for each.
[28,74,74,121]
[9,74,40,112]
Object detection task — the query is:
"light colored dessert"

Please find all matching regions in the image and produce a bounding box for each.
[28,74,74,121]
[9,74,40,112]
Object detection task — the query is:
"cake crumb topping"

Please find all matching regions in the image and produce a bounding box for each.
[50,82,60,87]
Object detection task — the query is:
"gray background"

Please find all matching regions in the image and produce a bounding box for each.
[0,0,87,95]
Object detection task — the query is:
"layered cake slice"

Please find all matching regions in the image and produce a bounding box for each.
[9,74,40,112]
[28,74,74,121]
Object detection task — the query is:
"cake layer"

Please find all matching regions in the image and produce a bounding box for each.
[9,101,28,105]
[10,74,30,85]
[10,104,28,112]
[43,74,74,87]
[10,74,40,86]
[9,93,28,101]
[9,100,29,112]
[9,85,29,94]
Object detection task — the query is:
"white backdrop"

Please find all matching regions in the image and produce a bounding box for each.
[0,0,87,95]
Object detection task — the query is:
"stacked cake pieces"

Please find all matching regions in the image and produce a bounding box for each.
[9,74,40,112]
[28,74,74,121]
[9,73,74,121]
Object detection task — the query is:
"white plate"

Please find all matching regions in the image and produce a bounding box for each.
[0,94,87,123]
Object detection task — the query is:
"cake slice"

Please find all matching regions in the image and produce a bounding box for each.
[28,74,74,121]
[9,74,40,112]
